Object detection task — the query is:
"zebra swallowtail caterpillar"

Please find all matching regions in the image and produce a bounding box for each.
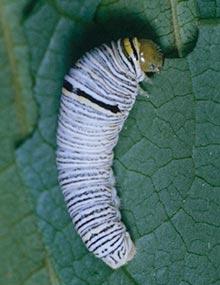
[56,37,163,269]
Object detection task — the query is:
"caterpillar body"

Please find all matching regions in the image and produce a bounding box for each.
[56,37,163,269]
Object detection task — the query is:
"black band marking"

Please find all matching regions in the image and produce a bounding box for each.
[63,78,121,114]
[76,88,121,114]
[129,38,138,61]
[63,79,73,92]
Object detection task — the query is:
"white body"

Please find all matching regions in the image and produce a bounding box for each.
[56,39,145,269]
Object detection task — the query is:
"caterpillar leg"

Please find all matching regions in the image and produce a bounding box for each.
[143,75,153,85]
[109,169,116,186]
[111,187,121,211]
[138,85,150,98]
[138,74,153,97]
[109,169,121,209]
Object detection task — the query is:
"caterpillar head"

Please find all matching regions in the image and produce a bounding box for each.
[139,39,163,73]
[123,37,163,73]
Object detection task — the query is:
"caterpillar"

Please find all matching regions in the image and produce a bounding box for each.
[56,37,163,269]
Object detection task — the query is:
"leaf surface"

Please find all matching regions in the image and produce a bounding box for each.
[0,0,219,284]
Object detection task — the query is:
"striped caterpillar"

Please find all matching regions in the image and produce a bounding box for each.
[56,37,163,269]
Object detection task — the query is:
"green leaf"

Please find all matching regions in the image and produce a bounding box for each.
[95,0,199,57]
[197,0,220,18]
[0,1,57,285]
[1,0,219,284]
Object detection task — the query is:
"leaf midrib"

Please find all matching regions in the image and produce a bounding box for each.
[0,3,29,138]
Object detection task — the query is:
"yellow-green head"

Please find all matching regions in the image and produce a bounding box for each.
[123,37,163,73]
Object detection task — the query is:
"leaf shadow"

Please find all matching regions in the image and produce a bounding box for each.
[77,13,161,57]
[74,11,198,60]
